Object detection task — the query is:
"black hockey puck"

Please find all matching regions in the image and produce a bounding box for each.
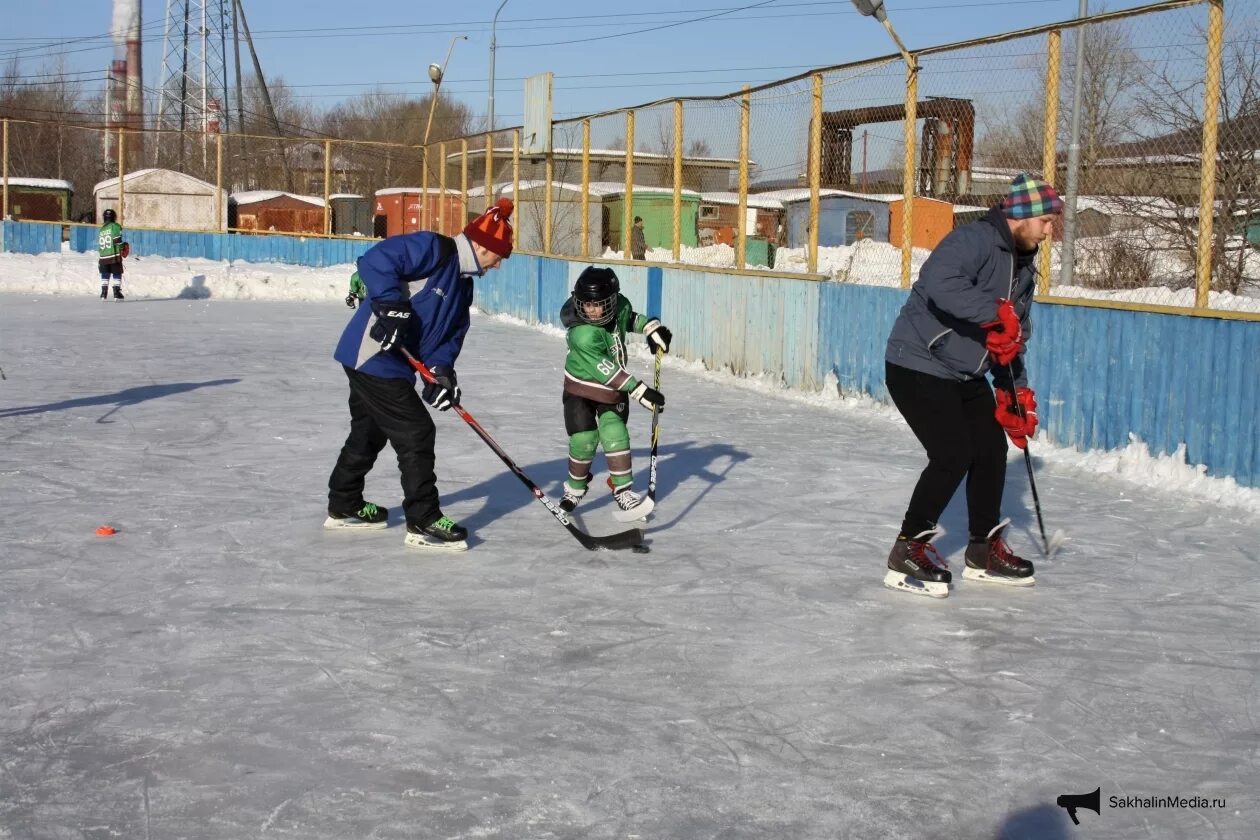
[631,544,650,554]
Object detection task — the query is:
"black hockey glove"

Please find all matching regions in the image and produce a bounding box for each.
[422,365,460,411]
[368,300,415,352]
[630,381,665,413]
[345,293,358,309]
[643,319,672,354]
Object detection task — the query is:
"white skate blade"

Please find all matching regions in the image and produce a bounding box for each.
[323,515,388,530]
[404,531,469,552]
[962,567,1035,587]
[883,570,950,599]
[611,495,654,522]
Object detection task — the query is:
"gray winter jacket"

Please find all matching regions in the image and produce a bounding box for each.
[885,206,1037,388]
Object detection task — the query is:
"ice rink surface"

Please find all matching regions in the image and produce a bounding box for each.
[1,294,1256,839]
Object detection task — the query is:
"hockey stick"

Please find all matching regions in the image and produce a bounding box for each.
[399,348,644,552]
[647,349,663,502]
[1003,377,1050,557]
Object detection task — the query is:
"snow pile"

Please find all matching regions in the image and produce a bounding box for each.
[0,250,353,302]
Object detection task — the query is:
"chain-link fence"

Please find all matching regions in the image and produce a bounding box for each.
[3,0,1254,314]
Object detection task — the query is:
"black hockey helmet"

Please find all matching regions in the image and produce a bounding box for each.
[102,208,117,224]
[571,266,619,325]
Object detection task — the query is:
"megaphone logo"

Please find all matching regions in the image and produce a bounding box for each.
[1056,787,1101,825]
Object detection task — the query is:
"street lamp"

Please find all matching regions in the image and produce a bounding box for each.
[851,0,918,287]
[423,34,468,148]
[487,0,512,133]
[850,0,913,65]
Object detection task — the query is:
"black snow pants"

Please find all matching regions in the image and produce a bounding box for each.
[884,361,1008,541]
[327,366,441,530]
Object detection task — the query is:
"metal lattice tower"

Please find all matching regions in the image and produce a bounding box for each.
[153,0,232,169]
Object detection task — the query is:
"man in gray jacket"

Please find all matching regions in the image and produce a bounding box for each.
[882,172,1063,598]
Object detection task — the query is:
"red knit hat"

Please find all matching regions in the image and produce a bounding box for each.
[462,197,515,257]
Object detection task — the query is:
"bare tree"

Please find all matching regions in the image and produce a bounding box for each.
[1115,20,1260,293]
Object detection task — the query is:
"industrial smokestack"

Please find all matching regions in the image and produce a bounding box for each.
[110,0,144,164]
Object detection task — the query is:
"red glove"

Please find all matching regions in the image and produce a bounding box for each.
[995,387,1038,449]
[120,242,130,258]
[983,299,1023,365]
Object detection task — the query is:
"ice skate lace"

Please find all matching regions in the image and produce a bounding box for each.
[433,515,458,531]
[357,502,381,518]
[990,537,1019,567]
[908,540,947,571]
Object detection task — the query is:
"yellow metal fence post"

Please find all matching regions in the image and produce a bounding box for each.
[545,151,554,255]
[485,133,494,212]
[581,120,591,259]
[2,119,9,222]
[1040,30,1062,295]
[624,110,635,258]
[673,100,683,263]
[900,59,918,289]
[118,128,127,224]
[1195,0,1225,309]
[216,134,224,231]
[460,138,469,231]
[422,144,430,230]
[438,141,447,233]
[737,86,750,271]
[809,74,822,275]
[512,129,520,234]
[323,139,332,236]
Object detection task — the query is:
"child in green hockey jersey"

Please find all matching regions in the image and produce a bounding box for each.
[344,271,366,308]
[560,266,672,521]
[97,208,127,300]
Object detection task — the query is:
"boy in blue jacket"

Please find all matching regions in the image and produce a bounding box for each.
[325,198,515,551]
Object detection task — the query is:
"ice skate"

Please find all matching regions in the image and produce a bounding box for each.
[112,286,125,301]
[404,515,469,551]
[883,527,952,599]
[560,481,588,513]
[100,287,108,300]
[963,520,1035,587]
[323,501,389,530]
[610,483,654,522]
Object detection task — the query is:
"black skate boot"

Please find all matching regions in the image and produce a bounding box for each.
[405,514,469,551]
[963,520,1035,587]
[100,286,109,299]
[883,527,952,598]
[323,500,389,530]
[112,286,125,300]
[560,476,590,513]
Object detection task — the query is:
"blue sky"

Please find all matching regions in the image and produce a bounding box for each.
[2,0,1161,130]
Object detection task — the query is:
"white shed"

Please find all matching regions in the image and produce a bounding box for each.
[93,168,228,231]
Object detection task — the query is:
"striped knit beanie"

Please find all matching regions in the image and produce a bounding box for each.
[1002,173,1064,219]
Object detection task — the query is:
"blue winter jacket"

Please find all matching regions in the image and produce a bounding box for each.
[885,206,1037,388]
[333,232,482,381]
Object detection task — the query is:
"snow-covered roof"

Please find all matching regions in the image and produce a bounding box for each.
[3,177,73,191]
[329,193,365,201]
[751,188,848,204]
[373,187,462,197]
[1073,196,1182,217]
[699,191,785,210]
[472,180,701,199]
[93,168,222,194]
[447,147,744,167]
[969,167,1026,182]
[230,190,326,208]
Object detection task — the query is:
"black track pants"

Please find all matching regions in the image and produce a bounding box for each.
[885,361,1008,540]
[327,366,440,529]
